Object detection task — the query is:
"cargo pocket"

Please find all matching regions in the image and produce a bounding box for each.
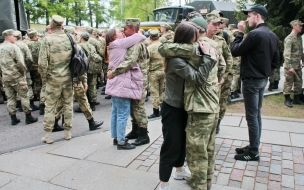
[18,81,28,95]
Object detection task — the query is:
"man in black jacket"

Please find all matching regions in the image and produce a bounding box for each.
[231,4,280,161]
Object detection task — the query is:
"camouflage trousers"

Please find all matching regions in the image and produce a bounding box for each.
[4,78,31,115]
[43,80,73,132]
[186,112,217,190]
[40,80,46,104]
[17,71,33,101]
[231,65,240,92]
[269,67,281,83]
[87,74,97,103]
[283,68,303,95]
[131,88,148,128]
[219,74,233,120]
[0,76,4,93]
[148,71,165,109]
[30,70,42,99]
[55,82,92,120]
[102,62,108,85]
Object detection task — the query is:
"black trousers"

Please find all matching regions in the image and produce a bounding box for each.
[159,102,188,182]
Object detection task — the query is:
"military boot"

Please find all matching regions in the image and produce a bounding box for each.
[132,127,150,146]
[284,94,293,108]
[216,119,221,134]
[25,112,38,124]
[41,132,54,144]
[293,94,304,105]
[0,93,4,104]
[88,118,104,131]
[272,81,279,89]
[148,108,160,119]
[64,130,72,140]
[39,104,45,115]
[90,102,96,111]
[125,123,140,139]
[52,118,64,132]
[74,107,82,113]
[30,100,39,111]
[11,115,20,125]
[17,100,23,112]
[95,101,100,105]
[268,83,273,91]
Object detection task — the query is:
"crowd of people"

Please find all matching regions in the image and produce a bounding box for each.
[0,3,303,190]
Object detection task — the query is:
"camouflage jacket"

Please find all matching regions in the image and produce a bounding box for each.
[0,41,26,83]
[15,40,33,70]
[159,30,174,43]
[112,41,150,89]
[38,30,72,83]
[79,42,102,75]
[158,42,219,113]
[88,36,104,60]
[147,41,164,72]
[26,39,41,70]
[213,35,233,77]
[284,32,304,69]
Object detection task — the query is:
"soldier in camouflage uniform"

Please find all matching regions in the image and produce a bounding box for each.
[108,18,150,146]
[0,29,38,125]
[147,29,165,119]
[283,20,304,107]
[13,30,39,111]
[159,24,174,43]
[206,13,233,134]
[230,29,241,99]
[158,20,219,190]
[39,15,74,144]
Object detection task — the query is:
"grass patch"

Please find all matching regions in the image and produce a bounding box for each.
[226,94,304,119]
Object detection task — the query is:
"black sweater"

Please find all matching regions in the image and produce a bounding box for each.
[231,23,280,79]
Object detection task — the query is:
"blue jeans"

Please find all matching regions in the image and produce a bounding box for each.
[111,96,131,143]
[242,78,268,155]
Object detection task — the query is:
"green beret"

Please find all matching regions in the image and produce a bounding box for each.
[2,29,14,37]
[125,18,141,27]
[51,15,64,27]
[13,30,22,38]
[28,31,38,38]
[206,13,222,23]
[290,20,304,27]
[81,32,90,41]
[161,24,172,30]
[149,29,160,37]
[190,17,207,32]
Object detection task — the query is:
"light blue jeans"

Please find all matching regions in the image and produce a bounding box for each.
[111,96,131,143]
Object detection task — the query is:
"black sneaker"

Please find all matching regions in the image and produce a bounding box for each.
[117,142,136,150]
[235,145,250,154]
[113,138,128,145]
[234,150,259,161]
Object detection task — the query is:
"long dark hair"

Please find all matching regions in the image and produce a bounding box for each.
[104,28,116,63]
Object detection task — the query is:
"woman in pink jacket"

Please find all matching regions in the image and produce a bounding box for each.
[104,28,146,150]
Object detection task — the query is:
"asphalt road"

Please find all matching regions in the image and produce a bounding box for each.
[0,87,153,154]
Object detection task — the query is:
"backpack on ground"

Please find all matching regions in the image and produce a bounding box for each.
[66,34,89,79]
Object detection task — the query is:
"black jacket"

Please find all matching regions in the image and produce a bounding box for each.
[231,23,280,79]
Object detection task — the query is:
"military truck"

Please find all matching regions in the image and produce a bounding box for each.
[0,0,29,43]
[140,0,238,31]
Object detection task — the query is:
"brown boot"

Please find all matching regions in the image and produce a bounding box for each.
[41,132,54,144]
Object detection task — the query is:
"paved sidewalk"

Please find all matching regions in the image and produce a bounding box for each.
[0,114,304,190]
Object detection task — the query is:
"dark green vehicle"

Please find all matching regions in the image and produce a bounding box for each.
[0,0,29,43]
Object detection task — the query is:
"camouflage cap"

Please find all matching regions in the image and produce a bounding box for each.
[149,29,160,37]
[125,18,141,27]
[2,29,14,37]
[232,29,239,36]
[139,29,145,35]
[64,27,76,34]
[51,15,64,27]
[81,32,90,41]
[97,29,103,35]
[211,10,224,17]
[290,20,304,27]
[28,30,38,38]
[27,28,36,33]
[221,17,229,25]
[160,23,172,30]
[86,27,94,33]
[92,29,98,35]
[206,13,222,23]
[228,24,236,30]
[190,17,207,32]
[13,30,22,38]
[186,11,202,21]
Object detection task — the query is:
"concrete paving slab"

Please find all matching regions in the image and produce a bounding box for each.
[85,120,162,167]
[31,141,66,153]
[212,184,244,189]
[216,126,248,141]
[0,171,19,188]
[260,130,291,146]
[0,150,77,182]
[156,177,190,190]
[221,116,243,127]
[1,176,69,190]
[50,160,159,190]
[290,133,304,148]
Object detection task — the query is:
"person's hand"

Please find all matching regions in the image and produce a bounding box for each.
[107,70,114,79]
[220,78,225,84]
[237,21,246,33]
[289,67,295,73]
[83,83,88,92]
[199,41,210,55]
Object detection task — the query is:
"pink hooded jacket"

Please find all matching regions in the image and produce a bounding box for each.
[105,33,146,100]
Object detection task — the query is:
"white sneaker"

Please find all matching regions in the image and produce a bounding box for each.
[159,186,171,190]
[173,168,191,180]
